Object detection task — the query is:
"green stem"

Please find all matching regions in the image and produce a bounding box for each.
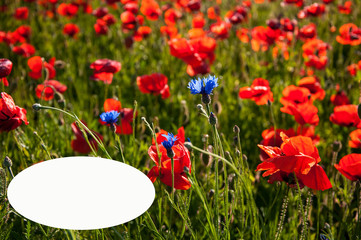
[115,133,126,163]
[293,172,306,229]
[36,105,112,159]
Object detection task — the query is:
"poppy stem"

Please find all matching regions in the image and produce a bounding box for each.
[268,101,277,143]
[205,104,220,236]
[275,188,289,240]
[293,172,306,232]
[33,104,112,159]
[115,133,126,164]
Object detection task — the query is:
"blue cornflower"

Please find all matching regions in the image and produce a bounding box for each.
[100,110,120,124]
[187,75,219,95]
[161,133,178,150]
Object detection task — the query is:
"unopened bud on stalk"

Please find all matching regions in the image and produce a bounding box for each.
[332,141,342,153]
[197,104,203,111]
[233,125,240,133]
[32,103,42,111]
[202,93,211,105]
[2,156,12,169]
[209,112,217,126]
[184,141,193,152]
[267,99,272,106]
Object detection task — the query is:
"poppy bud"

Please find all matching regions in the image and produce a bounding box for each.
[197,104,203,111]
[183,166,190,174]
[233,125,240,133]
[2,156,12,169]
[54,60,66,69]
[332,141,342,153]
[267,99,272,106]
[32,103,42,111]
[184,141,193,152]
[209,112,217,126]
[207,189,215,199]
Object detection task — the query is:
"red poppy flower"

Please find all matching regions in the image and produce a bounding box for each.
[224,6,248,25]
[239,78,274,105]
[147,133,191,190]
[298,3,325,19]
[210,21,230,39]
[90,59,121,84]
[71,121,103,154]
[335,154,361,181]
[347,63,359,76]
[188,28,205,39]
[12,43,35,57]
[14,25,31,42]
[302,39,329,70]
[280,18,297,32]
[153,127,186,146]
[299,23,317,41]
[121,11,137,30]
[0,59,12,87]
[28,56,56,80]
[280,85,310,110]
[207,6,221,20]
[236,28,250,43]
[338,1,352,14]
[160,26,179,39]
[57,3,78,17]
[349,129,361,148]
[102,14,116,26]
[283,102,319,126]
[330,105,361,128]
[124,2,138,14]
[35,80,67,101]
[140,0,161,21]
[296,125,320,145]
[92,7,108,18]
[133,26,152,41]
[257,133,331,191]
[137,73,170,99]
[330,85,350,106]
[192,14,205,28]
[251,26,281,52]
[0,92,28,132]
[100,98,135,135]
[298,76,325,100]
[164,8,180,26]
[283,0,303,7]
[63,23,79,38]
[336,23,361,46]
[94,19,109,35]
[259,127,295,161]
[14,7,29,20]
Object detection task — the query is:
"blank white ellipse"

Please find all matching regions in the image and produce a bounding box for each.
[7,156,155,230]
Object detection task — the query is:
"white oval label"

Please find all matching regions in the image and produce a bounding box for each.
[7,156,155,230]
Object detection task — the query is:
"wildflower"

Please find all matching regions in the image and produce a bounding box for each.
[0,92,29,132]
[14,7,29,20]
[12,43,35,57]
[57,3,78,18]
[298,76,325,100]
[256,133,331,191]
[100,110,120,125]
[335,154,361,181]
[0,59,12,87]
[336,23,361,46]
[35,80,67,101]
[188,75,218,104]
[349,129,361,148]
[137,73,170,99]
[99,98,135,135]
[71,121,103,154]
[161,132,178,158]
[330,85,350,106]
[63,23,80,38]
[330,105,361,128]
[147,131,191,190]
[239,78,273,105]
[90,59,121,84]
[28,56,56,80]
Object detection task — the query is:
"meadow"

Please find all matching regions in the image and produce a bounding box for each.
[1,0,361,239]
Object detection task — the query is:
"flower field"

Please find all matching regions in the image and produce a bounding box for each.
[1,0,361,239]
